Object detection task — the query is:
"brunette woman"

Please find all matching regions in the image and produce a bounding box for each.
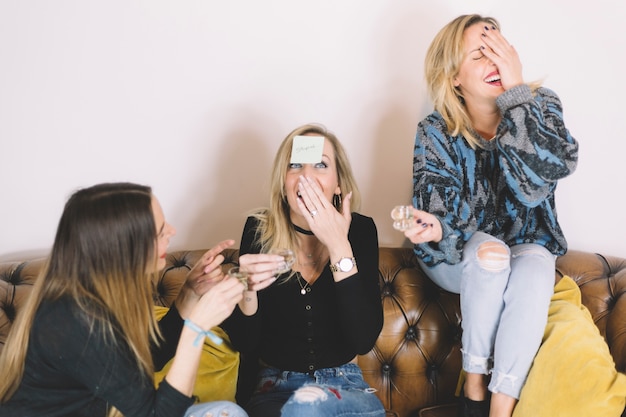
[0,182,248,417]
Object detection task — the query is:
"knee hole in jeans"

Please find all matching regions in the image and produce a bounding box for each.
[292,385,329,403]
[476,241,509,273]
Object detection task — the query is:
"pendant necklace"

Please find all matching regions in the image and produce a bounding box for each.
[297,273,311,295]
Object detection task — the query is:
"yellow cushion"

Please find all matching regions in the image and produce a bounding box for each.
[153,306,240,403]
[513,276,626,417]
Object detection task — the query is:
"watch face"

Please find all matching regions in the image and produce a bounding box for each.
[339,257,353,272]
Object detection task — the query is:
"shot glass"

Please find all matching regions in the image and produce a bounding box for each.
[228,267,250,291]
[268,248,295,275]
[391,205,414,231]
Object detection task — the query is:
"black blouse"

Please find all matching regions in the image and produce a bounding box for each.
[222,213,383,373]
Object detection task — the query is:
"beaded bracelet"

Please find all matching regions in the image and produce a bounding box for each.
[183,319,223,347]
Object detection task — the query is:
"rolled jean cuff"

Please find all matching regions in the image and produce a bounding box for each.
[461,348,491,375]
[488,370,521,399]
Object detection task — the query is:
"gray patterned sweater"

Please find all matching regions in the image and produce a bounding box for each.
[413,84,579,266]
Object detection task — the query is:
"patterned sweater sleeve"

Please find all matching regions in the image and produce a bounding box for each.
[413,116,472,266]
[495,84,579,207]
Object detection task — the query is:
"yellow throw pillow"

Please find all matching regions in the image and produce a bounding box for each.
[513,276,626,417]
[153,306,240,403]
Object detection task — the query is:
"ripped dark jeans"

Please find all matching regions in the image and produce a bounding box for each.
[245,363,385,417]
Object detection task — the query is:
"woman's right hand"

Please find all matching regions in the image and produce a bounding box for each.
[234,252,284,316]
[238,253,284,292]
[404,208,443,244]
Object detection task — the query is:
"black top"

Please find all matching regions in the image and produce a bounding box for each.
[0,296,193,417]
[222,213,383,373]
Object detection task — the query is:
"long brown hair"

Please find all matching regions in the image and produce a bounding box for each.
[0,183,161,416]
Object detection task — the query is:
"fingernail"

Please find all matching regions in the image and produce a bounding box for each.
[480,46,485,50]
[491,25,496,30]
[481,33,486,37]
[484,25,490,30]
[416,218,422,224]
[421,223,429,228]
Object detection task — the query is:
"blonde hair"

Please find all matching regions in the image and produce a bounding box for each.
[251,123,361,264]
[424,14,540,149]
[0,183,161,417]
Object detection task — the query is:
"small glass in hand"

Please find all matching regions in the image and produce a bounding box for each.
[391,205,415,231]
[268,248,295,275]
[228,267,250,291]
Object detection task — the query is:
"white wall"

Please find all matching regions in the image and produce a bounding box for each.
[1,0,624,261]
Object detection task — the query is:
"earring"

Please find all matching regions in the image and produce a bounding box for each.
[333,193,342,210]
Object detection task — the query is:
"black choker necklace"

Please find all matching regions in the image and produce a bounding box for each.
[293,224,314,235]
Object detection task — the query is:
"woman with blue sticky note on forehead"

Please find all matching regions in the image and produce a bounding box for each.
[222,123,385,417]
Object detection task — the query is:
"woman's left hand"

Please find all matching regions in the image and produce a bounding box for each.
[175,239,235,318]
[480,25,523,91]
[296,175,352,251]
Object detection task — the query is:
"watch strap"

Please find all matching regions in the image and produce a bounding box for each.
[329,257,356,272]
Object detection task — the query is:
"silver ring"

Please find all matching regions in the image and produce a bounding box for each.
[310,210,318,217]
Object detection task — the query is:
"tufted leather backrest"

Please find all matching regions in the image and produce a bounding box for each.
[365,247,462,417]
[2,247,625,417]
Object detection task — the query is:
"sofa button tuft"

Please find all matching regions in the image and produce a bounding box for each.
[405,327,417,340]
[426,364,439,384]
[381,283,392,296]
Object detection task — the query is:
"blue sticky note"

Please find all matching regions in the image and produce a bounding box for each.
[290,136,324,163]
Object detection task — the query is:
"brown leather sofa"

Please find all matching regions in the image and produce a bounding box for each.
[2,247,625,417]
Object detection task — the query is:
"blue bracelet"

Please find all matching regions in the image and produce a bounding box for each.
[183,319,223,347]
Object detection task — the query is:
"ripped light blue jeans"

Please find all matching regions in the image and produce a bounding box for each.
[244,363,385,417]
[185,401,248,417]
[418,232,555,399]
